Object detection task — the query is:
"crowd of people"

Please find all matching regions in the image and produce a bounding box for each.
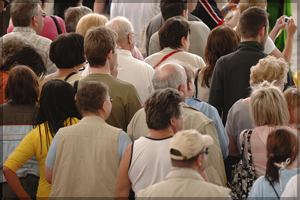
[0,0,299,199]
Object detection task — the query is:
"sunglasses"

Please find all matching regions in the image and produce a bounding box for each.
[199,147,209,155]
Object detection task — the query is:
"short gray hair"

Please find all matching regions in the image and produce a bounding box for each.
[10,0,41,27]
[152,66,185,90]
[106,16,134,43]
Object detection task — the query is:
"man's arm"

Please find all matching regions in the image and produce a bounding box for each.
[115,143,132,199]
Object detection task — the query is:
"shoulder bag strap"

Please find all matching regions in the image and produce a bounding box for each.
[73,80,79,92]
[240,129,248,158]
[153,50,183,69]
[267,177,280,199]
[246,130,253,164]
[194,68,202,98]
[64,72,77,82]
[50,15,62,34]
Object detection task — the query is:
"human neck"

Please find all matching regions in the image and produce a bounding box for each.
[147,128,174,139]
[82,112,107,120]
[119,42,134,53]
[90,65,110,74]
[241,37,261,44]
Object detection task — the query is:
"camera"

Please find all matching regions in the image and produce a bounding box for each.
[284,17,289,24]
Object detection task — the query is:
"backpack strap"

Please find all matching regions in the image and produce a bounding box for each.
[50,15,62,34]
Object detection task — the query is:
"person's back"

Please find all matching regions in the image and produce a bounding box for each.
[137,129,231,198]
[147,0,209,59]
[70,26,142,132]
[106,16,154,103]
[208,7,269,125]
[129,136,172,193]
[50,116,122,197]
[127,62,226,186]
[2,0,57,74]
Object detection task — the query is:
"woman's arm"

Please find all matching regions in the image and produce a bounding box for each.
[269,17,297,63]
[115,143,132,199]
[3,166,31,200]
[269,15,286,42]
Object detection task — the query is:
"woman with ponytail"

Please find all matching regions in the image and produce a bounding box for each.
[248,128,299,199]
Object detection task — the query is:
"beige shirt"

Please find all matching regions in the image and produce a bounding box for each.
[137,168,231,198]
[148,16,210,60]
[127,103,227,186]
[145,47,206,70]
[50,116,121,197]
[2,27,57,74]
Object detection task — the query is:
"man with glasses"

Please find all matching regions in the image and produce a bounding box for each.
[45,81,132,197]
[106,16,154,103]
[127,61,227,187]
[0,0,57,74]
[70,26,142,132]
[137,129,231,198]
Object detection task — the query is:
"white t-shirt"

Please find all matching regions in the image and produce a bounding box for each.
[281,174,299,199]
[128,136,172,193]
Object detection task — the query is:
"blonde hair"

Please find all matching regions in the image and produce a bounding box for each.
[76,13,108,37]
[236,0,268,39]
[250,81,289,126]
[250,56,288,86]
[283,87,300,109]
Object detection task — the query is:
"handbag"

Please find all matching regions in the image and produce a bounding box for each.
[231,129,256,200]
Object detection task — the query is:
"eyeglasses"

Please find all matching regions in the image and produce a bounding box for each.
[115,45,121,51]
[35,12,46,18]
[199,147,209,155]
[109,97,113,103]
[131,32,137,37]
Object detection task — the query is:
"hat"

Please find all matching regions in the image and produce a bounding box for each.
[169,129,214,160]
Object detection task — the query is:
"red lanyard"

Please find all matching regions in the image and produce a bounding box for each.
[153,50,183,69]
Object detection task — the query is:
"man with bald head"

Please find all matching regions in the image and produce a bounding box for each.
[127,61,227,187]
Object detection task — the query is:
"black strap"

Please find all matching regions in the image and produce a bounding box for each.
[50,15,62,34]
[241,129,253,164]
[64,72,77,82]
[267,177,280,199]
[194,68,202,98]
[73,80,79,92]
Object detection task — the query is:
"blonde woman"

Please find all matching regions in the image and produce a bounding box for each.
[283,87,300,130]
[239,81,298,178]
[227,56,288,156]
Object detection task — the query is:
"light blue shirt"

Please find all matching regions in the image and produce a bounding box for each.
[248,168,300,199]
[186,97,229,159]
[45,130,131,168]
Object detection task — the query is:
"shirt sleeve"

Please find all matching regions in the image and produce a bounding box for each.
[45,132,58,168]
[4,129,36,173]
[191,0,225,30]
[117,131,132,159]
[264,36,276,54]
